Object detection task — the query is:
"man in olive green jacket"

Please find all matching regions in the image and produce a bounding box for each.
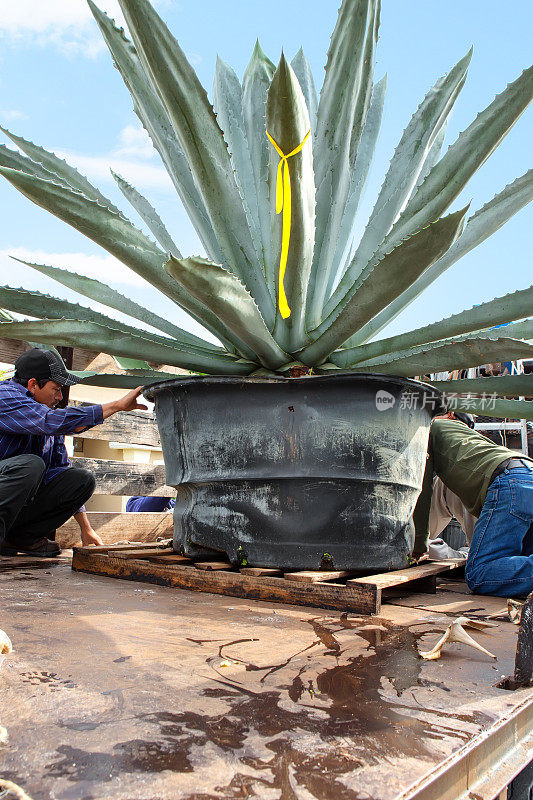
[413,412,533,597]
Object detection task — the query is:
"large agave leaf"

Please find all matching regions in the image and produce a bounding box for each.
[0,163,233,347]
[0,320,254,375]
[0,144,71,188]
[88,1,224,264]
[308,0,379,329]
[72,369,177,388]
[411,123,447,196]
[377,66,533,268]
[429,374,533,398]
[111,171,180,256]
[0,165,232,345]
[0,285,226,357]
[0,126,122,214]
[113,356,151,370]
[346,169,533,346]
[453,397,533,422]
[333,286,533,367]
[117,0,274,323]
[242,41,276,300]
[334,50,471,303]
[300,208,468,365]
[165,256,288,370]
[11,258,221,351]
[496,319,533,341]
[324,75,387,301]
[291,48,318,134]
[266,54,315,351]
[0,166,168,285]
[213,58,262,265]
[340,336,533,375]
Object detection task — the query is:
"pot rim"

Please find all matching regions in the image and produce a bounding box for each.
[143,371,446,410]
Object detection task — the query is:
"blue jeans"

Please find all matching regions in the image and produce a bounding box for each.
[466,466,533,597]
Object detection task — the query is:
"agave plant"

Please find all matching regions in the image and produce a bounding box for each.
[0,0,532,420]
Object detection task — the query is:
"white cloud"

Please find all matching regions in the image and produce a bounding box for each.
[1,247,150,289]
[0,0,167,58]
[0,1,125,58]
[0,245,221,344]
[0,1,100,34]
[0,109,28,122]
[56,148,173,191]
[114,125,155,160]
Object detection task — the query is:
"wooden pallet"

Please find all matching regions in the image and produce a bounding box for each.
[72,543,465,614]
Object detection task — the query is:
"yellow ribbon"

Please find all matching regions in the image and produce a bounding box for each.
[266,128,311,319]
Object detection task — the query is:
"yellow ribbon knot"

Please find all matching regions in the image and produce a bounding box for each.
[266,128,311,319]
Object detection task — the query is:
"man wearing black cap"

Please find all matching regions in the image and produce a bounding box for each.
[0,347,146,557]
[413,410,533,597]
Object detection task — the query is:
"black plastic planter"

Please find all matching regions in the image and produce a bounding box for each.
[145,374,442,571]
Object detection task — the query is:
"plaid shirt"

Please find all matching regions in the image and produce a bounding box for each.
[0,379,103,484]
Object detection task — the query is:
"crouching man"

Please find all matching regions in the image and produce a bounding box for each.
[0,348,146,558]
[413,411,533,597]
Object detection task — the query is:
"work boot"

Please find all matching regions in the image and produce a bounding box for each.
[2,538,61,558]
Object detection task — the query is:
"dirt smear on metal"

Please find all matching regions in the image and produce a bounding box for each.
[46,615,493,799]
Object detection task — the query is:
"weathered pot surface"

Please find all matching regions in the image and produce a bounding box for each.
[144,374,443,571]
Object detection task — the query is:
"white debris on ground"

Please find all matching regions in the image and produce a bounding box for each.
[419,616,497,660]
[0,630,12,656]
[0,629,12,673]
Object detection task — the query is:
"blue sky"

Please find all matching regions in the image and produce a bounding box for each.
[0,0,531,346]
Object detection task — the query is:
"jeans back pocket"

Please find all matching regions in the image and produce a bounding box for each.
[509,476,533,522]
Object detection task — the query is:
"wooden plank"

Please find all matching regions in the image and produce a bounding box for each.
[56,511,173,547]
[78,540,172,553]
[346,559,465,613]
[111,547,174,559]
[0,554,72,569]
[240,567,283,577]
[0,336,29,364]
[72,402,161,448]
[72,551,380,614]
[283,570,354,583]
[146,555,193,564]
[348,559,465,590]
[195,561,234,571]
[71,347,102,371]
[70,456,173,496]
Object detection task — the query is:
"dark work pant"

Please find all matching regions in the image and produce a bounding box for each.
[0,455,95,547]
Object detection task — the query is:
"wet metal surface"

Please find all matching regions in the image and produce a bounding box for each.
[0,562,530,799]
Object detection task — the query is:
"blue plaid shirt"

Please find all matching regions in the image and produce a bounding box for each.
[0,379,103,484]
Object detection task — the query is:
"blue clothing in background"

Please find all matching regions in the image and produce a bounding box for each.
[0,379,103,484]
[126,496,175,512]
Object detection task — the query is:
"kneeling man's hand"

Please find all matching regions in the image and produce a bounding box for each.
[115,387,148,413]
[80,527,104,547]
[102,387,148,420]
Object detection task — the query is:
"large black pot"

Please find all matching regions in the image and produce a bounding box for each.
[145,374,442,571]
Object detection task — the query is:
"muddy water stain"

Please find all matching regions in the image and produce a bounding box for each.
[47,740,195,782]
[143,618,487,797]
[46,616,492,799]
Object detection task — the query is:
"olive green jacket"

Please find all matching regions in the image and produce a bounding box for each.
[413,419,532,553]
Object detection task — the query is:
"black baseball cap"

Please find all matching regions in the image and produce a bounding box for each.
[14,348,81,387]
